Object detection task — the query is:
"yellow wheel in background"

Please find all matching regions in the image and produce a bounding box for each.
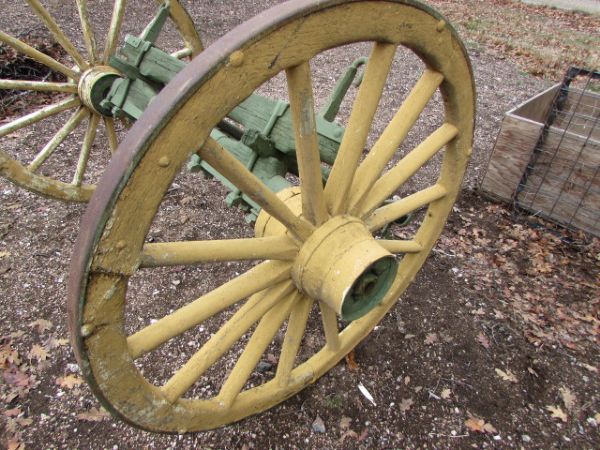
[0,0,201,202]
[69,0,475,432]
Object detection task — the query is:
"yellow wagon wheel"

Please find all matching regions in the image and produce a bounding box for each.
[69,0,475,432]
[0,0,202,202]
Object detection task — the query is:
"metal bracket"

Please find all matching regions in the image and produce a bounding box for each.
[101,1,184,120]
[320,56,368,122]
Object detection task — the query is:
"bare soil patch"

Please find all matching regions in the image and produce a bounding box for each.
[0,33,67,118]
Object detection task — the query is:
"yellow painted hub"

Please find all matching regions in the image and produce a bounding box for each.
[291,216,397,320]
[256,188,397,320]
[255,187,303,238]
[77,65,121,115]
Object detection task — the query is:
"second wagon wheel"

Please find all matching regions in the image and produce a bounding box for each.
[0,0,201,202]
[69,0,474,432]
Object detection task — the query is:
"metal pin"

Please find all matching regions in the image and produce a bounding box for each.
[229,50,244,67]
[81,323,95,338]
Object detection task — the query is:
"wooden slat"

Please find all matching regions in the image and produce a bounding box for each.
[511,83,559,124]
[480,115,542,202]
[517,130,599,237]
[555,88,600,140]
[533,131,600,183]
[518,173,599,236]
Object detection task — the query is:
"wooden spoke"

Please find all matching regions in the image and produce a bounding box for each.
[199,137,314,241]
[103,0,126,63]
[285,62,327,225]
[140,235,298,268]
[319,302,340,351]
[0,96,81,139]
[0,80,78,93]
[72,113,99,186]
[275,295,314,387]
[349,69,444,209]
[28,107,88,172]
[378,239,423,254]
[356,123,458,216]
[167,0,204,56]
[161,281,294,403]
[171,48,192,60]
[26,0,88,69]
[0,31,78,80]
[127,261,291,359]
[103,117,119,153]
[366,184,448,232]
[215,293,297,409]
[324,42,397,215]
[75,0,97,64]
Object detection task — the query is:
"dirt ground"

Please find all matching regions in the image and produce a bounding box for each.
[0,1,599,449]
[521,0,600,15]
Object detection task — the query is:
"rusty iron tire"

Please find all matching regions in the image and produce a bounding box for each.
[69,0,475,432]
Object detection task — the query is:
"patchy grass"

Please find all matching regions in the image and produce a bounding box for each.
[429,0,600,79]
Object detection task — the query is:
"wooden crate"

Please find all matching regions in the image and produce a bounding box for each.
[481,81,600,237]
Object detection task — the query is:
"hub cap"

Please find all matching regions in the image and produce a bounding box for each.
[291,215,397,320]
[257,188,398,320]
[77,66,120,116]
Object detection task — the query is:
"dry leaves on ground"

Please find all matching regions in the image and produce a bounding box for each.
[28,344,49,362]
[429,0,600,78]
[560,387,577,412]
[477,332,491,349]
[77,407,111,422]
[424,333,438,345]
[546,405,568,423]
[1,338,39,398]
[338,416,358,442]
[6,439,25,450]
[28,319,52,334]
[339,416,352,430]
[437,199,599,357]
[465,416,497,434]
[56,374,84,389]
[495,368,518,383]
[399,397,414,414]
[440,388,452,400]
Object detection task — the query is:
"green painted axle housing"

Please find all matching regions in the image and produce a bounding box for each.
[96,2,368,220]
[189,92,348,221]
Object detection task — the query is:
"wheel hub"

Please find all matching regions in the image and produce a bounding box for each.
[291,216,397,321]
[256,188,398,321]
[78,66,121,116]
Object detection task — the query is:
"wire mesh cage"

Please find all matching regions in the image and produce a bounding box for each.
[482,67,600,238]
